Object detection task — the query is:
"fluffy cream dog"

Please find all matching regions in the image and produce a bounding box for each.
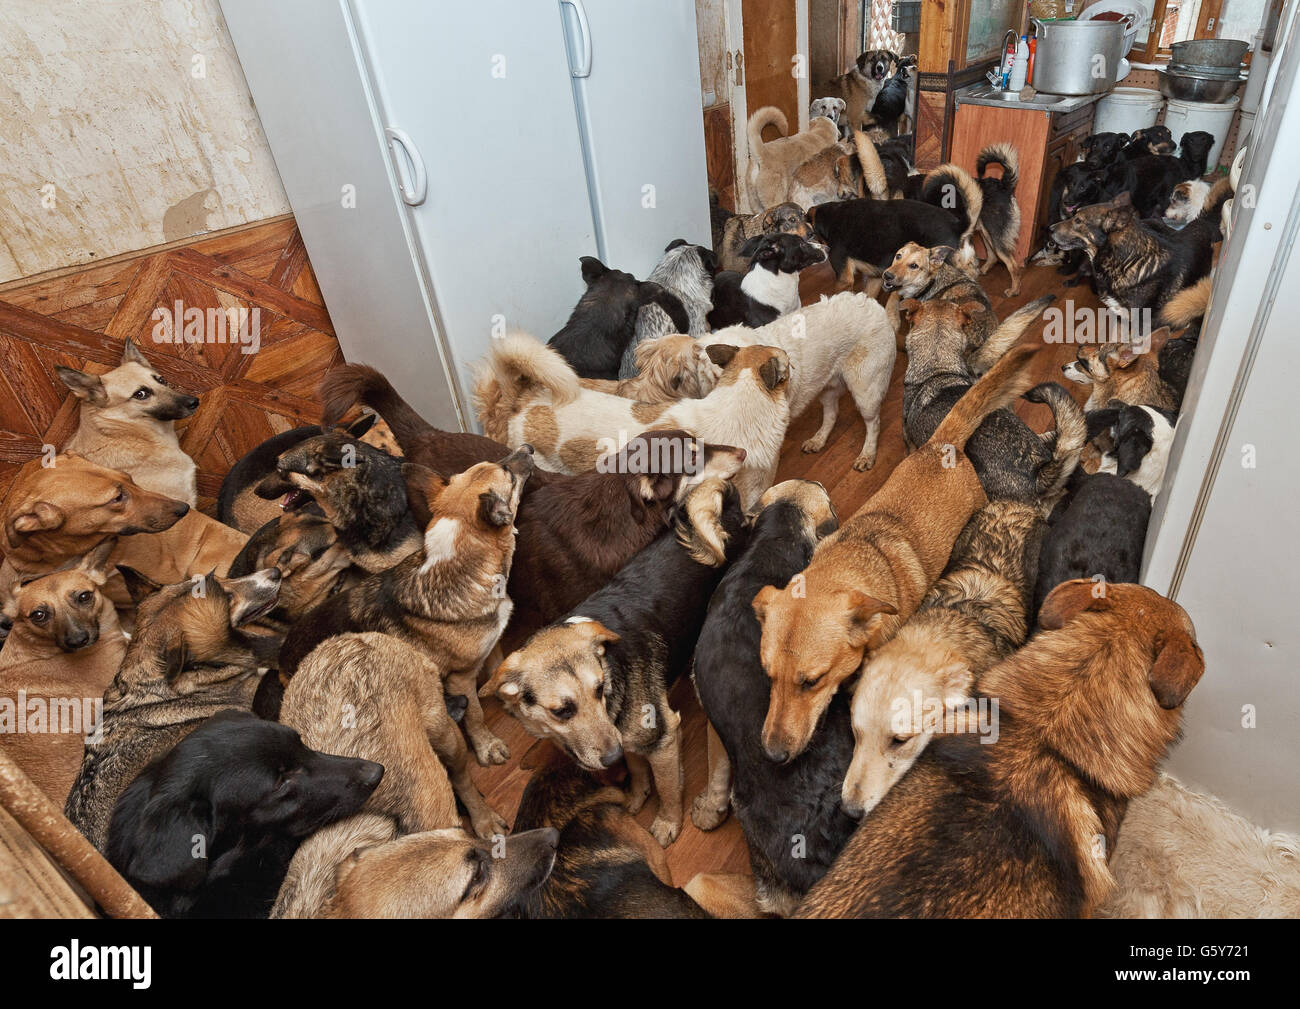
[746,107,840,210]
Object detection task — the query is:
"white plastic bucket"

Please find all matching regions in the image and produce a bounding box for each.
[1237,108,1256,147]
[1093,87,1165,136]
[1164,94,1241,168]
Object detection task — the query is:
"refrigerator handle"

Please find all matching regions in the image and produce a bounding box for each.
[560,0,592,77]
[384,126,428,206]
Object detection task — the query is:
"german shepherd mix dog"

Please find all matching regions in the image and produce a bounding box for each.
[254,424,420,574]
[707,233,828,330]
[796,580,1205,918]
[483,477,748,847]
[714,202,817,274]
[56,339,201,505]
[1061,325,1179,411]
[512,752,710,918]
[754,345,1039,763]
[64,566,283,850]
[547,257,689,380]
[273,634,514,921]
[901,299,1084,505]
[319,366,744,652]
[842,500,1044,819]
[692,480,854,915]
[1050,180,1231,314]
[974,143,1023,296]
[226,511,355,631]
[107,709,382,919]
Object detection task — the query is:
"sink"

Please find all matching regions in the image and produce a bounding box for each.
[966,87,1064,105]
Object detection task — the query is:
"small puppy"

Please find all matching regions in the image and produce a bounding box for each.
[1089,401,1176,499]
[715,202,815,273]
[547,257,689,380]
[1121,125,1176,159]
[1061,326,1179,411]
[483,477,748,846]
[57,339,201,505]
[842,500,1043,819]
[1079,132,1129,170]
[707,233,828,330]
[796,580,1205,918]
[107,709,382,918]
[974,144,1023,296]
[745,107,840,210]
[691,480,854,916]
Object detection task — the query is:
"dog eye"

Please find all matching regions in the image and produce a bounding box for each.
[799,675,821,692]
[132,387,152,400]
[29,608,49,624]
[461,851,488,901]
[891,735,911,747]
[112,487,127,505]
[908,263,916,270]
[152,374,167,386]
[75,590,94,605]
[594,683,604,701]
[551,700,577,721]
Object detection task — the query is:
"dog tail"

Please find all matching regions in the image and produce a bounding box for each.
[969,294,1055,375]
[1160,276,1212,330]
[473,332,579,443]
[921,164,983,243]
[852,129,889,200]
[1193,176,1234,242]
[931,343,1038,451]
[1023,382,1087,509]
[976,143,1019,194]
[319,364,432,451]
[677,476,734,567]
[747,106,789,167]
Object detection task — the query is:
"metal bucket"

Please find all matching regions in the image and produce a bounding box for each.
[1031,18,1126,95]
[1171,38,1250,68]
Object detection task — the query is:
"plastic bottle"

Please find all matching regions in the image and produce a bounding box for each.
[1027,34,1037,86]
[1002,38,1015,88]
[1010,35,1029,90]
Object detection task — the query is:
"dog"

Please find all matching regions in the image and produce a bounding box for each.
[795,579,1205,917]
[1164,177,1214,227]
[754,344,1040,762]
[1050,181,1230,313]
[56,339,201,505]
[275,450,532,768]
[1061,325,1179,411]
[863,56,915,135]
[0,542,126,804]
[814,50,902,135]
[809,96,847,136]
[512,752,711,918]
[1120,130,1216,217]
[619,241,717,379]
[691,479,855,915]
[1121,125,1176,159]
[318,366,744,652]
[714,202,815,274]
[707,233,828,330]
[901,299,1084,505]
[745,107,840,210]
[1088,401,1176,499]
[475,333,789,507]
[974,143,1023,295]
[841,500,1044,819]
[106,709,382,918]
[708,291,895,472]
[593,334,720,402]
[1079,131,1129,170]
[547,257,689,380]
[483,477,747,847]
[64,565,283,850]
[786,137,869,208]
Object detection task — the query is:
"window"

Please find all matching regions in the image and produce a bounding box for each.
[1131,0,1267,61]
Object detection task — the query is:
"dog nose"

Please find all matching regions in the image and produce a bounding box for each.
[599,743,624,768]
[842,799,865,820]
[763,744,791,765]
[183,395,200,410]
[173,502,190,518]
[356,760,384,789]
[63,630,90,650]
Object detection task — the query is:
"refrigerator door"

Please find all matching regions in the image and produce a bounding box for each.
[351,0,598,408]
[560,0,712,278]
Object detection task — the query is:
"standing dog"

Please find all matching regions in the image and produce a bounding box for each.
[56,339,201,505]
[745,107,840,210]
[796,580,1205,918]
[814,50,901,135]
[974,143,1023,296]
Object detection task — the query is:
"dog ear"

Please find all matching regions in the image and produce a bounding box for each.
[956,299,985,327]
[758,354,787,391]
[345,412,378,439]
[844,590,898,650]
[1085,406,1122,441]
[567,617,621,654]
[1115,428,1153,479]
[751,584,782,626]
[705,344,739,369]
[402,463,444,525]
[117,786,213,892]
[1038,578,1112,630]
[478,491,513,528]
[928,245,956,267]
[480,652,522,701]
[55,366,109,407]
[116,565,164,605]
[6,501,65,538]
[1147,326,1173,355]
[120,339,151,367]
[1110,191,1134,209]
[1148,629,1205,710]
[698,247,720,274]
[665,238,687,252]
[579,256,608,285]
[636,473,677,502]
[77,538,117,584]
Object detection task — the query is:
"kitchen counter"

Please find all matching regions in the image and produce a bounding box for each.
[954,83,1106,113]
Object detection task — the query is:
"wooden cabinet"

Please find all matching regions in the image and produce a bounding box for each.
[949,100,1096,264]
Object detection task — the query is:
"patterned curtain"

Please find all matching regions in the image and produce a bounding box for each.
[867,0,906,53]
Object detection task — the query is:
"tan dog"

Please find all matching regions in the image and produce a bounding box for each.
[581,334,720,402]
[57,339,200,505]
[746,106,840,210]
[795,580,1205,918]
[813,50,901,135]
[717,202,816,273]
[754,343,1040,762]
[1061,326,1177,411]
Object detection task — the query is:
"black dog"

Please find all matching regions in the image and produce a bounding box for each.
[547,257,689,380]
[707,233,826,329]
[1080,131,1129,169]
[875,133,916,195]
[868,56,916,135]
[106,710,382,919]
[691,481,856,916]
[1120,130,1216,218]
[1158,328,1199,408]
[1121,125,1176,160]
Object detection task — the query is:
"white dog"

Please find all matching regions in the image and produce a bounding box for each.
[810,96,848,137]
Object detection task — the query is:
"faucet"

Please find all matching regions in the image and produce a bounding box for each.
[997,29,1018,88]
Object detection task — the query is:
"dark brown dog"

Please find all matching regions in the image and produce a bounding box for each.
[795,580,1204,918]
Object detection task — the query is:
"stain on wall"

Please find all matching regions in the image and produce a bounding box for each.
[0,0,290,283]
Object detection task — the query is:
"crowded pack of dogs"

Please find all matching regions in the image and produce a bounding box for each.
[1,51,1222,918]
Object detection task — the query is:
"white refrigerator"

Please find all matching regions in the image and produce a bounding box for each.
[221,0,710,429]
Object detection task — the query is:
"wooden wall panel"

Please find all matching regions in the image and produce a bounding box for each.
[704,102,738,212]
[742,0,800,139]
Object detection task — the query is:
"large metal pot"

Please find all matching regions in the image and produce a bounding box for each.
[1031,18,1127,95]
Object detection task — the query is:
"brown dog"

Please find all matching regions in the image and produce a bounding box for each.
[716,202,815,273]
[0,540,121,667]
[746,106,841,210]
[1061,326,1177,411]
[795,580,1205,918]
[754,343,1040,762]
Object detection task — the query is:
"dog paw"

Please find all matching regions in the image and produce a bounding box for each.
[801,436,827,454]
[624,782,652,815]
[691,792,730,831]
[651,814,682,847]
[474,735,510,766]
[472,808,509,841]
[852,453,875,472]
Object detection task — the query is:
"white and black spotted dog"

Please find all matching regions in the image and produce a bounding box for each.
[621,240,719,378]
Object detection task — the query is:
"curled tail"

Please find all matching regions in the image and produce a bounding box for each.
[1160,276,1212,330]
[931,344,1038,451]
[976,143,1019,194]
[851,129,889,200]
[1199,176,1233,223]
[969,294,1055,375]
[746,106,789,168]
[472,332,580,443]
[319,364,432,450]
[1023,382,1086,509]
[921,164,983,242]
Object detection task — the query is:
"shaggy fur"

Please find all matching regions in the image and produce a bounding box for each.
[745,107,841,210]
[974,143,1023,296]
[619,241,717,379]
